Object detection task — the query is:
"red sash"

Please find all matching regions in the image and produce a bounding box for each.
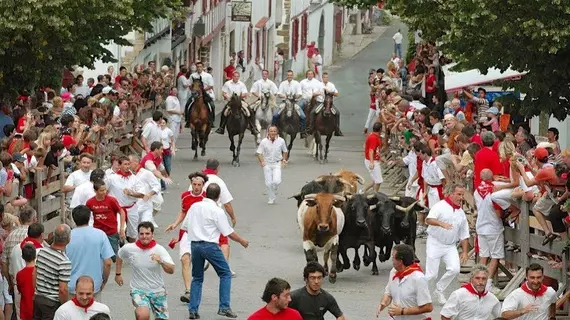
[428,184,444,206]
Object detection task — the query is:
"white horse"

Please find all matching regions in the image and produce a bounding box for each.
[253,90,277,145]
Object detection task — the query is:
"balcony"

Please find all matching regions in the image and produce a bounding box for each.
[171,20,186,47]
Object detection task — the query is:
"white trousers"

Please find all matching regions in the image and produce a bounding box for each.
[364,108,377,130]
[491,181,515,210]
[169,120,181,143]
[137,199,157,227]
[426,185,443,208]
[125,205,139,239]
[425,237,461,292]
[263,163,282,201]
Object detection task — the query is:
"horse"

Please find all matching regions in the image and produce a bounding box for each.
[312,92,337,164]
[303,96,319,152]
[225,93,248,167]
[254,90,277,145]
[277,94,300,159]
[188,77,211,160]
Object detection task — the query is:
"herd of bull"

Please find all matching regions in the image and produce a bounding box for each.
[291,169,425,283]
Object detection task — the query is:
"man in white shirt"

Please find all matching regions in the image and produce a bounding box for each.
[115,221,175,320]
[424,184,470,305]
[307,72,342,136]
[251,69,278,99]
[256,125,288,204]
[177,66,191,107]
[475,169,505,293]
[420,148,445,208]
[186,183,249,319]
[165,87,183,143]
[393,29,403,58]
[62,153,94,198]
[313,48,323,81]
[141,111,164,154]
[216,71,259,135]
[69,169,105,226]
[376,244,433,319]
[252,57,264,81]
[130,155,161,228]
[53,276,110,320]
[188,61,216,127]
[298,70,323,135]
[441,264,501,320]
[501,263,557,320]
[274,70,306,137]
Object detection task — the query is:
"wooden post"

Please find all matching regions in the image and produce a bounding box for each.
[519,201,530,269]
[59,162,66,225]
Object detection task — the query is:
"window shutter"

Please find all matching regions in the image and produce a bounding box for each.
[292,19,299,58]
[247,24,253,62]
[301,14,308,50]
[202,0,207,14]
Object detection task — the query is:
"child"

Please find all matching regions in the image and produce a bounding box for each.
[16,243,36,320]
[482,106,500,132]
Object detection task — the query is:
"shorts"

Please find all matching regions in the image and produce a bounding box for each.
[179,232,191,260]
[130,288,169,319]
[478,233,505,259]
[219,234,228,246]
[0,276,12,308]
[534,196,557,217]
[520,172,539,194]
[364,159,383,184]
[107,233,120,257]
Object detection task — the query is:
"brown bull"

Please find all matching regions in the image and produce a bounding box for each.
[333,169,365,194]
[297,193,345,283]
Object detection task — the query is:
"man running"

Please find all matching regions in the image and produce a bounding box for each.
[248,278,302,320]
[256,125,288,204]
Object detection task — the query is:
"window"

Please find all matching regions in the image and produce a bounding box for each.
[301,14,308,50]
[292,19,299,58]
[247,24,253,62]
[256,31,261,60]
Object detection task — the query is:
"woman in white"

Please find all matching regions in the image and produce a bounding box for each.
[313,48,323,81]
[256,125,288,205]
[177,66,191,108]
[274,50,284,83]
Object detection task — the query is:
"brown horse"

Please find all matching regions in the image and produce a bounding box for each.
[189,77,211,160]
[312,92,337,163]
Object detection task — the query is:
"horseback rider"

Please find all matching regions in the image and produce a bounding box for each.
[250,69,278,101]
[306,72,343,136]
[273,70,306,138]
[217,71,260,135]
[186,61,216,126]
[298,70,322,134]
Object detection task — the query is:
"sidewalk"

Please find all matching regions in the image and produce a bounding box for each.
[328,24,390,70]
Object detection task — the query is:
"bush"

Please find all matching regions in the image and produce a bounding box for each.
[380,10,391,25]
[405,31,416,64]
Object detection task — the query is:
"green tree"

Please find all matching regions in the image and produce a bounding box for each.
[0,0,182,97]
[387,0,570,120]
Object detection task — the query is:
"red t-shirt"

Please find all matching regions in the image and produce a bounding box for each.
[248,307,303,320]
[141,152,162,169]
[470,134,483,148]
[473,147,503,187]
[16,117,26,134]
[500,158,511,179]
[17,266,34,320]
[369,94,376,110]
[364,133,382,161]
[417,157,424,189]
[426,74,436,93]
[492,139,500,153]
[224,65,236,80]
[61,135,77,149]
[181,191,205,213]
[86,195,122,235]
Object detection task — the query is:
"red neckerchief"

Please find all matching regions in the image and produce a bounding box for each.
[462,283,487,298]
[117,170,132,179]
[444,197,461,210]
[203,168,217,175]
[521,282,548,297]
[476,180,494,198]
[135,239,157,250]
[392,263,423,281]
[20,237,43,249]
[72,297,95,313]
[134,166,143,175]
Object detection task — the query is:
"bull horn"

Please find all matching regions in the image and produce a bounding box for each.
[366,193,376,199]
[314,176,324,183]
[369,204,377,210]
[304,193,317,200]
[288,192,301,199]
[333,194,346,202]
[356,174,365,184]
[390,196,401,201]
[345,194,354,200]
[396,201,420,213]
[395,205,407,212]
[339,178,353,187]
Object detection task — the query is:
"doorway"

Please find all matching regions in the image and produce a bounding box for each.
[318,13,325,58]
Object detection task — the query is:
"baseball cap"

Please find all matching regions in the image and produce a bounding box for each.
[101,86,117,94]
[12,153,26,163]
[534,147,549,160]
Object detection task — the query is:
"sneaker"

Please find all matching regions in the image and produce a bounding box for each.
[231,269,236,277]
[433,290,447,305]
[217,309,238,318]
[188,311,200,319]
[268,199,275,205]
[180,291,190,303]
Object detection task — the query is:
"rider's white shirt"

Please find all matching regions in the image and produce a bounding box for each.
[251,79,278,95]
[222,80,248,97]
[278,80,302,97]
[316,81,338,103]
[190,71,215,99]
[299,78,323,101]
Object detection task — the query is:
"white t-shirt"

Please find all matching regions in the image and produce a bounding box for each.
[24,155,38,169]
[186,199,234,243]
[53,300,110,320]
[299,78,323,101]
[165,95,182,123]
[70,182,95,209]
[501,285,557,320]
[431,122,444,135]
[410,100,427,111]
[474,182,504,235]
[440,286,501,320]
[9,244,43,281]
[402,150,418,187]
[202,174,233,206]
[222,80,248,96]
[426,200,470,245]
[252,62,264,81]
[65,170,92,189]
[278,80,302,97]
[384,268,432,320]
[160,127,174,149]
[117,243,174,292]
[190,71,215,99]
[251,79,278,95]
[393,32,403,44]
[177,75,190,103]
[113,105,121,117]
[422,157,445,186]
[141,120,163,146]
[256,137,288,163]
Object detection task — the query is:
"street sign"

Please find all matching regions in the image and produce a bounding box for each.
[231,1,252,22]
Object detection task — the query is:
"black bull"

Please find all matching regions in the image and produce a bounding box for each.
[291,175,352,207]
[337,192,424,275]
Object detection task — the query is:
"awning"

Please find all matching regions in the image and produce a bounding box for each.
[443,63,527,92]
[255,16,269,29]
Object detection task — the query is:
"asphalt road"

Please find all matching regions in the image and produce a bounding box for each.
[100,21,458,320]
